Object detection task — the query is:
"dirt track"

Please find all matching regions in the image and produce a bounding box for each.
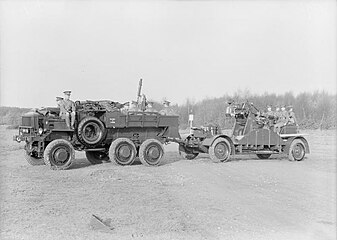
[0,127,336,240]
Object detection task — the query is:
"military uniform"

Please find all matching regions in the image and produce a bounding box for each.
[145,101,157,113]
[128,101,139,112]
[60,91,76,129]
[274,106,289,133]
[287,107,297,125]
[159,100,175,115]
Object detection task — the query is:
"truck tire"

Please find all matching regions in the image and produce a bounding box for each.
[209,137,231,163]
[24,150,45,166]
[85,151,109,165]
[139,139,164,166]
[288,139,306,161]
[109,138,137,165]
[77,116,106,147]
[43,139,75,170]
[256,154,271,159]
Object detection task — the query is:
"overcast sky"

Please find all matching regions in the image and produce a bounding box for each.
[0,0,336,108]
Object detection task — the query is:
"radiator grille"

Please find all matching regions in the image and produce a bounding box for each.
[21,117,32,126]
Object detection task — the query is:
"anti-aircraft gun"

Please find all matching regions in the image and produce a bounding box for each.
[177,100,310,162]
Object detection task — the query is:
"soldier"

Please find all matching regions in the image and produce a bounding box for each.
[287,106,297,125]
[128,101,139,112]
[59,90,76,129]
[274,105,289,133]
[121,102,130,114]
[56,97,64,108]
[225,99,236,117]
[159,100,174,115]
[265,105,274,119]
[273,106,281,121]
[145,101,157,112]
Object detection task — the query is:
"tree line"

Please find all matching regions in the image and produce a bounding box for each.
[0,91,336,130]
[173,91,336,130]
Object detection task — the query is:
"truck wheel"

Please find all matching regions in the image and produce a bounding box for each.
[85,151,109,165]
[288,139,306,161]
[256,154,271,159]
[139,139,164,166]
[109,138,137,165]
[77,116,106,147]
[24,150,45,166]
[43,139,75,170]
[209,137,231,163]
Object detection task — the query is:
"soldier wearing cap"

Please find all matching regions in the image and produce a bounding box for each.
[265,105,274,119]
[145,101,157,113]
[287,106,297,125]
[159,100,174,115]
[56,97,63,107]
[59,90,76,129]
[225,99,236,117]
[274,105,289,133]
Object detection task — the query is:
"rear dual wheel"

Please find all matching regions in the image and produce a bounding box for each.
[109,138,137,165]
[139,139,165,166]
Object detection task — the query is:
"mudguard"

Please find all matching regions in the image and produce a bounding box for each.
[284,137,310,154]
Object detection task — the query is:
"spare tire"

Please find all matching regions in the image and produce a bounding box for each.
[77,116,106,147]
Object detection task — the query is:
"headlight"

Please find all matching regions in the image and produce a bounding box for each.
[38,128,43,135]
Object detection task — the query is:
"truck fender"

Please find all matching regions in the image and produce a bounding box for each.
[284,137,310,154]
[201,135,235,155]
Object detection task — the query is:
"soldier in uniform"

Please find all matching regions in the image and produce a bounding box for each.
[145,101,157,112]
[56,97,64,108]
[287,106,297,125]
[59,90,76,129]
[159,100,173,115]
[128,101,139,112]
[121,102,130,114]
[225,99,236,117]
[265,105,274,119]
[274,105,289,133]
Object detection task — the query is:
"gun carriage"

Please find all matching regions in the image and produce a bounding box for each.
[177,101,309,162]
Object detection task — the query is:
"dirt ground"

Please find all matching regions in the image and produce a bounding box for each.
[0,126,336,240]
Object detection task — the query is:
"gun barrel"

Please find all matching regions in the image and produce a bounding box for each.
[137,78,143,103]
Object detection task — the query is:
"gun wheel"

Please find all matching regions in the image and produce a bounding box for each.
[209,137,231,163]
[139,139,164,166]
[109,138,137,165]
[288,139,306,161]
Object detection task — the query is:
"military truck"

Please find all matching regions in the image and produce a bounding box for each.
[14,99,180,170]
[177,101,309,162]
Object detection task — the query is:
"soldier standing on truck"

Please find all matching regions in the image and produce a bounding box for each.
[56,97,63,108]
[145,101,157,112]
[60,90,76,129]
[274,105,289,133]
[159,100,174,115]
